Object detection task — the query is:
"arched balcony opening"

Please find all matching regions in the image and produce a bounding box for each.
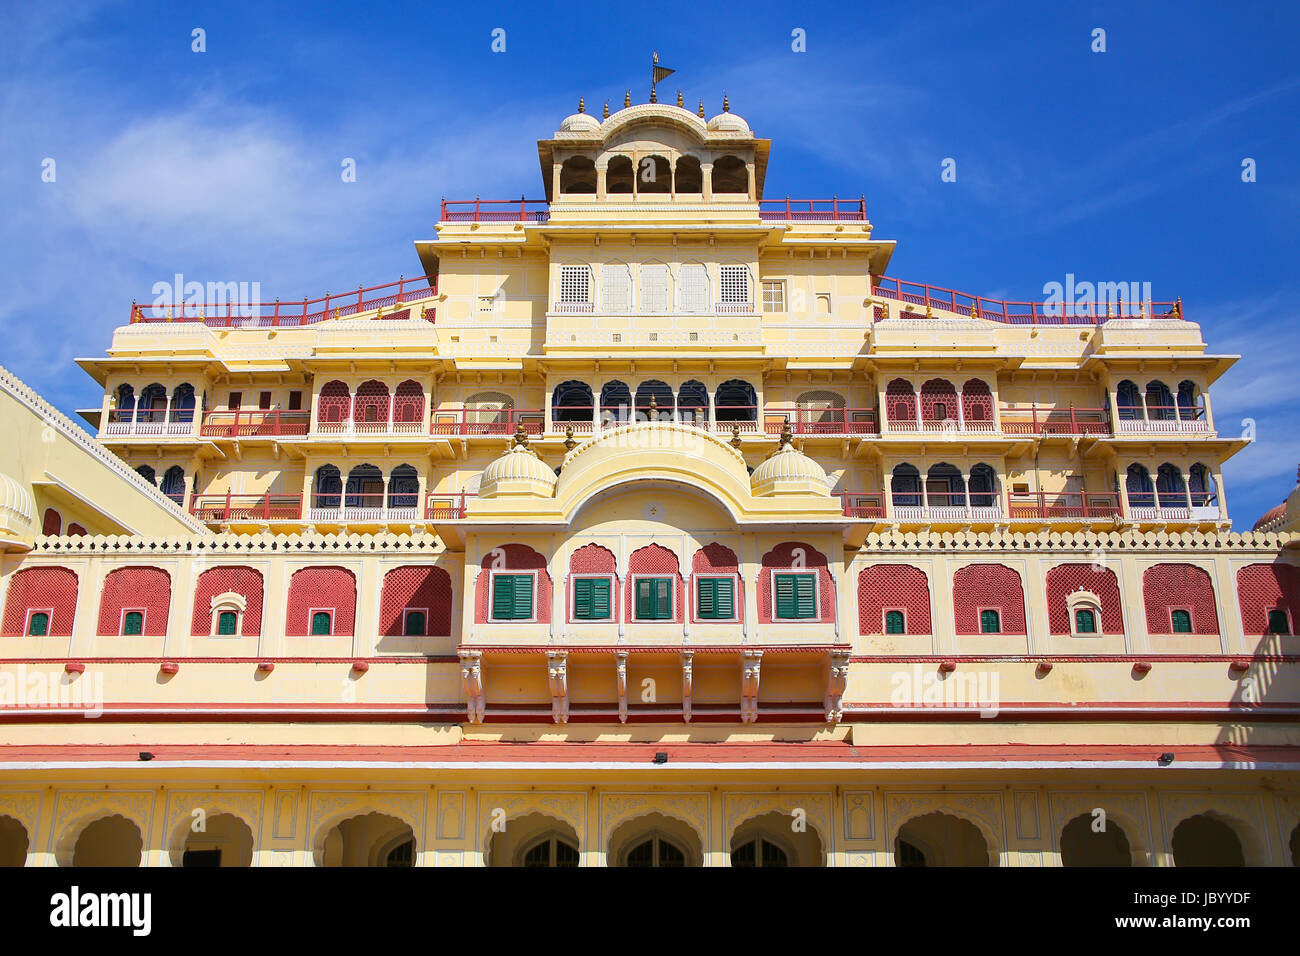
[170,383,196,423]
[353,380,391,432]
[1156,463,1188,509]
[969,463,999,508]
[713,155,749,194]
[1060,814,1135,866]
[606,156,634,194]
[925,462,965,512]
[790,389,846,433]
[160,465,186,505]
[731,811,824,867]
[677,380,709,427]
[69,815,143,867]
[174,813,255,867]
[134,464,156,485]
[1126,464,1155,510]
[1189,463,1216,514]
[894,812,994,867]
[115,384,135,419]
[714,379,757,431]
[559,155,597,194]
[317,812,415,867]
[344,464,384,519]
[638,154,672,194]
[137,383,167,425]
[600,380,633,426]
[961,379,994,429]
[1145,380,1175,421]
[486,812,580,867]
[552,380,595,431]
[0,815,28,867]
[317,381,351,430]
[675,155,703,193]
[464,390,515,435]
[387,464,419,519]
[313,464,342,509]
[1171,814,1246,867]
[1116,380,1143,421]
[919,379,958,430]
[393,380,425,432]
[891,464,922,508]
[609,812,702,867]
[885,378,917,429]
[635,380,675,421]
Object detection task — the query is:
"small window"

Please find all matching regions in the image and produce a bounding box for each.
[933,401,948,420]
[492,573,534,621]
[559,265,591,305]
[27,612,50,636]
[228,391,242,410]
[404,610,427,636]
[761,280,785,313]
[884,610,905,634]
[122,611,144,636]
[258,391,272,409]
[773,573,816,620]
[979,609,1001,634]
[1074,608,1097,634]
[311,611,333,635]
[573,578,612,621]
[1170,609,1192,633]
[635,578,674,621]
[288,390,303,411]
[216,610,238,635]
[719,265,751,305]
[696,577,735,620]
[816,293,831,314]
[1267,609,1290,635]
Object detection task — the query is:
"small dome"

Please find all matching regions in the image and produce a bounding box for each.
[479,441,557,498]
[559,112,601,133]
[706,112,751,135]
[750,442,830,497]
[1253,501,1287,531]
[0,472,34,531]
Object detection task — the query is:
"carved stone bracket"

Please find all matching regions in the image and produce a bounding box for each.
[824,649,850,724]
[740,649,763,723]
[681,650,694,723]
[547,651,569,724]
[459,650,484,724]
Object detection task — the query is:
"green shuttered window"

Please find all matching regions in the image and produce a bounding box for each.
[635,578,673,620]
[573,577,612,620]
[696,577,735,620]
[493,573,534,621]
[773,573,816,620]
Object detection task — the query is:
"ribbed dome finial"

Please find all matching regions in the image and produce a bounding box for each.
[722,93,730,113]
[624,90,631,108]
[698,100,705,118]
[578,97,585,113]
[603,100,610,119]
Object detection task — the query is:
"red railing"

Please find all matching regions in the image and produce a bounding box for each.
[765,407,878,435]
[999,406,1111,436]
[190,493,303,522]
[873,276,1182,325]
[440,198,551,223]
[838,493,885,518]
[1007,493,1121,520]
[129,275,438,327]
[425,492,476,519]
[200,410,311,437]
[759,198,867,221]
[429,409,544,436]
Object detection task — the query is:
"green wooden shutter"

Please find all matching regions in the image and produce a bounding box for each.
[28,613,49,636]
[795,575,815,618]
[697,578,715,618]
[655,579,671,619]
[980,609,1001,633]
[513,574,533,620]
[217,611,237,635]
[636,578,672,620]
[774,575,796,619]
[885,610,904,634]
[716,579,735,618]
[574,578,593,619]
[591,578,610,619]
[123,611,144,635]
[635,579,652,619]
[492,574,515,619]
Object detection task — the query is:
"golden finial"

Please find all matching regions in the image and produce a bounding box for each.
[722,93,730,113]
[603,100,609,119]
[375,303,384,320]
[730,423,742,448]
[676,90,684,108]
[333,308,340,320]
[624,90,631,108]
[578,97,585,113]
[563,425,576,452]
[925,303,933,319]
[969,299,979,319]
[512,421,529,448]
[1107,303,1114,320]
[698,100,705,118]
[649,393,658,416]
[1174,296,1183,319]
[1139,300,1147,320]
[779,417,793,447]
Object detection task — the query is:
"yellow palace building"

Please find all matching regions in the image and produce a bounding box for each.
[0,96,1297,868]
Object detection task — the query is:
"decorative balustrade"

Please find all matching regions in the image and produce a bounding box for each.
[429,409,544,437]
[190,494,303,522]
[315,415,428,437]
[544,327,761,348]
[425,492,476,520]
[103,409,196,437]
[882,417,997,435]
[308,493,420,523]
[1128,491,1220,522]
[1000,406,1111,436]
[442,197,866,224]
[764,407,878,436]
[1115,405,1210,435]
[200,410,311,437]
[890,491,1003,522]
[758,198,867,221]
[549,406,762,435]
[440,198,551,223]
[1007,493,1121,521]
[838,493,885,519]
[873,276,1183,325]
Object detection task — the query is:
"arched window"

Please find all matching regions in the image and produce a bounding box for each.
[926,462,964,508]
[980,609,1001,633]
[161,466,186,504]
[552,381,594,423]
[1170,609,1192,633]
[605,156,634,194]
[559,155,596,194]
[731,838,789,867]
[968,463,998,508]
[314,464,342,508]
[891,464,921,507]
[712,155,749,193]
[679,263,709,313]
[919,379,958,423]
[311,611,333,635]
[1146,381,1174,421]
[122,611,144,635]
[638,155,672,194]
[718,264,751,308]
[640,263,671,312]
[1074,608,1097,633]
[345,464,383,510]
[886,379,917,423]
[27,612,49,636]
[353,380,390,426]
[388,465,419,511]
[1156,463,1186,508]
[885,610,905,634]
[675,156,703,193]
[962,379,993,423]
[317,381,351,425]
[134,465,156,485]
[523,836,580,867]
[1126,464,1154,508]
[715,379,757,422]
[68,523,87,536]
[403,610,426,636]
[677,380,709,425]
[1189,463,1215,508]
[216,610,238,635]
[625,836,686,867]
[600,262,630,313]
[635,380,674,419]
[2,567,78,638]
[116,384,136,420]
[1116,380,1142,421]
[41,508,62,536]
[393,380,425,425]
[795,390,846,430]
[138,383,167,423]
[171,383,196,423]
[600,380,632,424]
[1176,380,1199,421]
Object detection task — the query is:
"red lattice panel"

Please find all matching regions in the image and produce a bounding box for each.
[623,543,684,623]
[758,542,834,624]
[286,566,356,636]
[317,381,351,424]
[380,566,453,636]
[858,564,931,635]
[693,542,739,574]
[393,380,425,423]
[191,567,264,636]
[1,567,78,636]
[97,566,171,636]
[473,543,551,624]
[886,378,916,421]
[41,509,61,536]
[1045,564,1124,634]
[570,543,616,574]
[961,379,994,423]
[1143,563,1218,634]
[1236,563,1300,636]
[952,564,1026,635]
[354,379,390,422]
[919,378,958,421]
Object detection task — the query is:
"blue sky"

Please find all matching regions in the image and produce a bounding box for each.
[2,0,1297,527]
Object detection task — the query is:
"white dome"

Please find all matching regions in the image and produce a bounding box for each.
[706,112,751,135]
[0,472,34,532]
[750,443,829,497]
[479,442,557,497]
[559,112,601,133]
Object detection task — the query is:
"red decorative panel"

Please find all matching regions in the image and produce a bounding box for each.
[1,567,78,636]
[285,566,356,636]
[919,378,958,421]
[858,564,931,635]
[379,566,453,636]
[1143,563,1218,634]
[570,543,616,574]
[692,542,739,574]
[317,381,350,424]
[191,567,264,636]
[758,542,835,624]
[354,379,390,424]
[41,508,61,536]
[1045,564,1123,634]
[886,378,916,422]
[623,543,684,623]
[393,380,425,424]
[474,544,551,624]
[67,524,87,536]
[1236,563,1300,636]
[952,564,1026,635]
[97,566,170,636]
[961,379,994,423]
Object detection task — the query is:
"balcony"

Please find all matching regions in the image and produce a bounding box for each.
[999,406,1111,436]
[890,489,1002,522]
[425,492,475,520]
[430,409,544,437]
[873,276,1183,326]
[1128,491,1221,522]
[307,493,421,524]
[440,199,551,223]
[200,410,310,438]
[103,409,196,437]
[440,197,867,224]
[1007,493,1121,521]
[190,493,303,523]
[549,406,762,436]
[315,416,429,438]
[1114,406,1210,435]
[758,198,867,221]
[838,493,885,519]
[881,417,998,436]
[765,407,878,436]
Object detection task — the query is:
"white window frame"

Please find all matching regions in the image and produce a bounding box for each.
[558,264,592,305]
[568,573,617,624]
[24,607,55,636]
[975,605,1003,634]
[767,569,823,623]
[209,591,248,637]
[119,606,147,636]
[487,568,540,624]
[719,264,752,306]
[1168,607,1194,633]
[307,607,337,636]
[1065,589,1103,638]
[402,606,430,636]
[761,280,786,313]
[679,262,710,313]
[881,607,907,635]
[690,572,741,624]
[600,263,631,313]
[630,573,677,622]
[1266,605,1293,634]
[639,263,671,314]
